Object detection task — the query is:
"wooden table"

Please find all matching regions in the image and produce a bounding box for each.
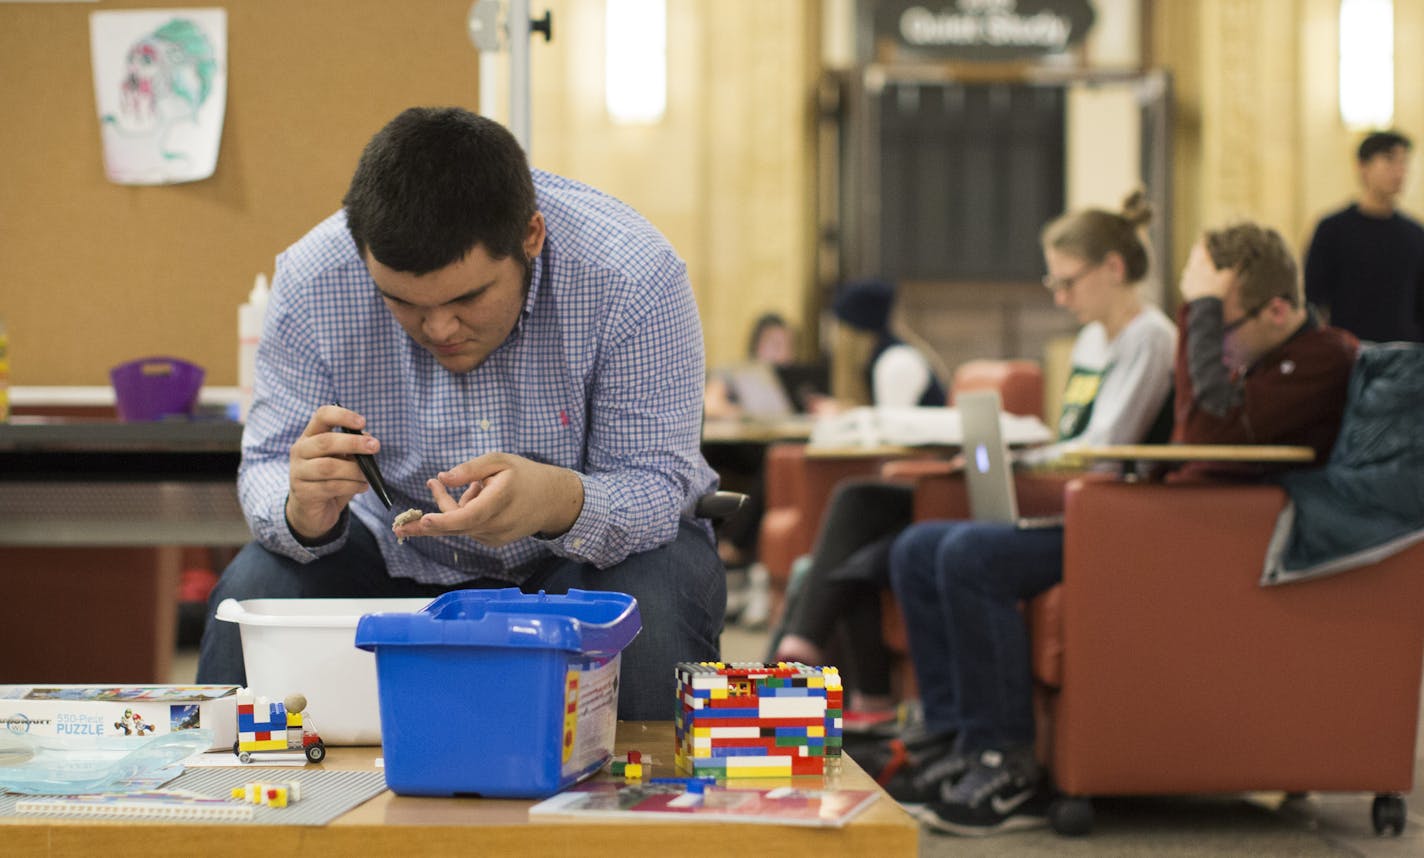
[1063,443,1315,477]
[1,722,919,857]
[701,416,815,445]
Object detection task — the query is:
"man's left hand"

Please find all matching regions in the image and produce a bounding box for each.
[393,453,585,547]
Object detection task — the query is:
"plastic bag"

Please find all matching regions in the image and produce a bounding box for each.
[0,729,213,795]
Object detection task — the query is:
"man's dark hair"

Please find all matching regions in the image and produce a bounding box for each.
[343,107,536,275]
[1358,129,1412,163]
[1204,222,1301,309]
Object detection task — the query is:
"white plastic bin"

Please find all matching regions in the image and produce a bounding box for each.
[214,597,429,745]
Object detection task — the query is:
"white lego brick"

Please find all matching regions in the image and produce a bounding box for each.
[758,697,828,719]
[708,726,761,739]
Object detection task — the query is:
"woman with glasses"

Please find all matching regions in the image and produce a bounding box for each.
[770,192,1176,730]
[1020,190,1178,463]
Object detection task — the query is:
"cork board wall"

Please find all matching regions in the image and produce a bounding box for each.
[0,0,479,386]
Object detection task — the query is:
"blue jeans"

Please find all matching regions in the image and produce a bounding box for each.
[197,518,725,721]
[889,520,1063,752]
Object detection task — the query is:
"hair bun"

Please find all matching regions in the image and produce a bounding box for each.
[1120,189,1152,229]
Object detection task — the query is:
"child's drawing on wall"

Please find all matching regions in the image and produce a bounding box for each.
[90,10,227,185]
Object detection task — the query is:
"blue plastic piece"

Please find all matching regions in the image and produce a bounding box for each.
[354,588,641,799]
[0,729,214,795]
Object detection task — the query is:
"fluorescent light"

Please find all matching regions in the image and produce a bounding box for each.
[605,0,667,124]
[1339,0,1394,129]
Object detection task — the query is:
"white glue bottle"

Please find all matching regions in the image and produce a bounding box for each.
[237,273,270,423]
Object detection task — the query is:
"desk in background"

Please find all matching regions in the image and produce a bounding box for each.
[0,418,248,684]
[0,721,919,856]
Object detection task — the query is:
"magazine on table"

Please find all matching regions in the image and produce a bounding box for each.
[529,780,879,828]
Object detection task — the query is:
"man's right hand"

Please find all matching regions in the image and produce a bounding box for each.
[284,404,380,541]
[1179,239,1238,303]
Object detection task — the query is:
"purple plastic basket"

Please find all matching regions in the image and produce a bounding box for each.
[109,356,206,422]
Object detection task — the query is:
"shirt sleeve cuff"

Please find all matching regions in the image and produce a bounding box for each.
[261,493,351,562]
[535,471,608,563]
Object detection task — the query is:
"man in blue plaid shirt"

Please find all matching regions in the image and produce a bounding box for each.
[197,108,724,720]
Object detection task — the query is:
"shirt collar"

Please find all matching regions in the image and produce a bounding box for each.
[515,239,546,334]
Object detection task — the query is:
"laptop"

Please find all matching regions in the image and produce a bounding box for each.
[724,362,797,419]
[957,390,1064,530]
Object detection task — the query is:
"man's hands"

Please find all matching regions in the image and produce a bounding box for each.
[393,453,585,547]
[285,404,379,542]
[1179,239,1238,302]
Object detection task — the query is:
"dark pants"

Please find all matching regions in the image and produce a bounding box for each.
[196,518,725,721]
[889,519,1063,751]
[781,479,913,696]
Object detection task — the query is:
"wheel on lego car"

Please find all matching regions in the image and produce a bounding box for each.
[238,750,253,763]
[1371,794,1406,836]
[1049,796,1094,836]
[305,741,326,763]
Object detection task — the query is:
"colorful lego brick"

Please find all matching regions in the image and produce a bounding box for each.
[232,781,302,807]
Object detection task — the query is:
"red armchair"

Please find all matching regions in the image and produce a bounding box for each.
[1037,478,1424,835]
[950,359,1044,421]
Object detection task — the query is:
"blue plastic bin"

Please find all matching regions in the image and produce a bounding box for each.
[354,588,641,798]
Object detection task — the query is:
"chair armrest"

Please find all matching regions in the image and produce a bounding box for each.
[880,458,957,482]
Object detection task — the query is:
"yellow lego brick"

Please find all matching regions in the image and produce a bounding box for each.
[288,713,302,728]
[693,726,711,737]
[625,763,643,779]
[243,739,288,752]
[266,786,289,808]
[710,687,728,699]
[806,676,824,688]
[726,764,792,779]
[808,726,825,737]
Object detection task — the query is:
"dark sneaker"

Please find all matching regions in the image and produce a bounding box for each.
[884,747,975,804]
[918,747,1050,836]
[855,727,965,804]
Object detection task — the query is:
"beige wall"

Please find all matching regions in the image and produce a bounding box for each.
[1152,0,1424,274]
[0,1,479,387]
[524,0,822,370]
[7,1,1423,388]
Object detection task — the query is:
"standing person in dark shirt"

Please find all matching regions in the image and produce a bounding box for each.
[1304,129,1424,342]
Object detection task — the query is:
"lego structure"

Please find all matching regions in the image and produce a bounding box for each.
[674,662,843,778]
[234,691,325,764]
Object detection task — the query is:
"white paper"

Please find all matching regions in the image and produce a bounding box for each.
[808,406,1054,448]
[89,9,228,185]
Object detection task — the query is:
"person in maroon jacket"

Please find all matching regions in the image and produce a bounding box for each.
[1173,221,1360,481]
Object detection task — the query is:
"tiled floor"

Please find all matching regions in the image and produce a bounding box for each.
[176,624,1424,856]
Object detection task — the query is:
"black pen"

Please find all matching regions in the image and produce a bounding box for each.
[333,401,393,510]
